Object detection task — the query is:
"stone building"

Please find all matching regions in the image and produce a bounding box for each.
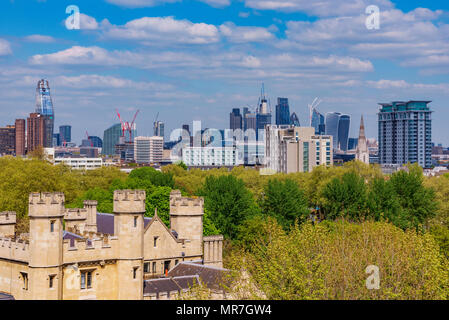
[0,190,224,300]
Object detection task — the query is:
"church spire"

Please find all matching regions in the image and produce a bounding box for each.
[358,115,366,141]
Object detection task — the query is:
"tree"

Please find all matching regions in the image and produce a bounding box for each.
[200,175,259,239]
[129,167,174,188]
[367,177,402,223]
[321,172,368,221]
[145,186,171,227]
[262,179,309,229]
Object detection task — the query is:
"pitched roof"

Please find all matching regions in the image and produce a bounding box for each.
[167,262,229,290]
[0,292,14,300]
[62,230,84,246]
[96,212,152,235]
[143,276,199,295]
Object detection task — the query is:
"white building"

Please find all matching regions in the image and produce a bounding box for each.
[182,146,237,167]
[54,157,103,170]
[265,125,333,173]
[134,136,163,164]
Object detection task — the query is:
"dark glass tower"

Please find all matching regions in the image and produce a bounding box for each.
[35,79,54,147]
[338,114,351,152]
[59,125,72,145]
[311,109,325,134]
[325,112,341,150]
[276,98,290,125]
[290,112,300,127]
[230,108,243,130]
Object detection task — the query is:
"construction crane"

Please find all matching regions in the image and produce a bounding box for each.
[85,131,93,147]
[115,108,140,143]
[308,97,322,127]
[128,109,140,142]
[115,109,126,138]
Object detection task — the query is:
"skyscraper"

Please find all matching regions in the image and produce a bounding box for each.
[230,108,243,130]
[378,101,432,168]
[276,98,290,125]
[153,121,165,139]
[256,86,272,136]
[325,112,341,150]
[290,112,300,127]
[59,125,72,145]
[35,79,54,147]
[356,116,369,164]
[103,123,122,156]
[311,109,325,134]
[338,114,351,152]
[27,113,45,152]
[15,119,25,156]
[88,136,103,148]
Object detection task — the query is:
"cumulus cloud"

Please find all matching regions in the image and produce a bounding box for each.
[0,39,12,56]
[23,34,56,43]
[80,13,100,30]
[219,22,275,43]
[105,0,180,8]
[198,0,230,8]
[103,16,220,44]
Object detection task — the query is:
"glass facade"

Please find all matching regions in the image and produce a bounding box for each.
[290,112,300,127]
[338,114,351,152]
[59,125,71,144]
[325,112,341,150]
[276,98,290,125]
[35,79,54,147]
[311,109,325,134]
[102,123,122,156]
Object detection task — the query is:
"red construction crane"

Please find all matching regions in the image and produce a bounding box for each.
[128,110,140,142]
[115,109,140,143]
[85,131,93,147]
[115,109,126,138]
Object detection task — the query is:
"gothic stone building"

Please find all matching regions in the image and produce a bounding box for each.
[0,190,224,300]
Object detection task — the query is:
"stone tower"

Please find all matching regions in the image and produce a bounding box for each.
[0,211,16,237]
[28,192,65,300]
[356,115,370,164]
[169,190,204,257]
[83,200,98,233]
[113,190,145,300]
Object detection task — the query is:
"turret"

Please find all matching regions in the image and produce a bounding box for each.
[113,190,145,300]
[0,211,16,237]
[84,200,98,233]
[169,190,204,257]
[28,192,65,300]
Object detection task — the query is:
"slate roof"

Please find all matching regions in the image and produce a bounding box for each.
[167,262,229,291]
[96,212,152,235]
[143,275,199,296]
[62,230,84,246]
[0,292,14,300]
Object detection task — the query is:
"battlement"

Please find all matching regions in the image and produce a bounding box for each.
[113,190,146,214]
[63,236,118,264]
[170,191,204,215]
[204,235,224,242]
[0,237,29,263]
[29,192,65,217]
[83,200,98,207]
[0,212,16,225]
[64,208,87,221]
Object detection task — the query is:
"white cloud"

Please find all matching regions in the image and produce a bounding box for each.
[105,0,180,8]
[243,0,394,17]
[219,22,274,43]
[23,34,56,43]
[80,13,100,30]
[198,0,230,8]
[103,16,220,44]
[0,39,12,56]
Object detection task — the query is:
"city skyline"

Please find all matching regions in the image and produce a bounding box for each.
[0,1,449,145]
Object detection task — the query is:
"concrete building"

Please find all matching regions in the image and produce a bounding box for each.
[15,119,26,156]
[378,101,432,168]
[182,146,237,167]
[265,125,333,173]
[0,190,224,300]
[27,113,45,153]
[134,136,164,164]
[0,125,15,156]
[54,157,103,170]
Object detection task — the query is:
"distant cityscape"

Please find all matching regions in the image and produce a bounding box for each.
[0,79,447,175]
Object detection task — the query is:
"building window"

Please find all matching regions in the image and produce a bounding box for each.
[175,260,179,266]
[144,262,150,273]
[164,261,171,274]
[153,236,158,248]
[134,216,138,228]
[133,267,139,279]
[152,262,157,273]
[49,275,56,288]
[50,220,55,232]
[21,272,28,290]
[81,270,93,290]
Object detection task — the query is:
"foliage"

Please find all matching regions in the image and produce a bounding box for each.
[261,179,309,230]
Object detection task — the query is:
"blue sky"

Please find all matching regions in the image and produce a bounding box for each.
[0,0,449,145]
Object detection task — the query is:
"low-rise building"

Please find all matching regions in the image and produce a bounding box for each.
[54,157,103,170]
[182,146,237,167]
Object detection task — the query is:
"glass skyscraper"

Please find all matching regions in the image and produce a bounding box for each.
[325,112,341,150]
[103,123,122,155]
[276,98,290,125]
[230,108,243,130]
[59,125,72,144]
[35,79,54,147]
[311,109,325,134]
[338,114,351,152]
[290,112,300,127]
[378,101,432,168]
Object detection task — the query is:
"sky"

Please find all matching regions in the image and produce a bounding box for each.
[0,0,449,145]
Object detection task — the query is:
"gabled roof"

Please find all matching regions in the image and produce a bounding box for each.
[143,276,199,295]
[96,212,152,235]
[167,262,229,290]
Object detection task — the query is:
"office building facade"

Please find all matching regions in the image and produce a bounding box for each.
[182,146,237,167]
[0,126,15,155]
[378,101,432,168]
[153,121,165,140]
[276,98,290,125]
[338,114,351,152]
[59,125,72,145]
[230,108,243,131]
[311,109,325,134]
[35,79,54,147]
[15,119,26,156]
[27,113,45,152]
[134,136,163,164]
[102,124,122,156]
[325,112,341,150]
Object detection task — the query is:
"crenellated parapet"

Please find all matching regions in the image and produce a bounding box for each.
[0,212,16,237]
[169,190,204,215]
[64,208,87,221]
[63,236,118,264]
[29,192,65,218]
[113,190,146,214]
[0,236,29,263]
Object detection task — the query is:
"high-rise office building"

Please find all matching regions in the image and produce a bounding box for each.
[378,101,432,168]
[88,136,103,148]
[256,86,272,137]
[276,98,290,125]
[102,123,122,156]
[153,121,165,139]
[134,136,163,164]
[325,112,341,150]
[311,109,325,134]
[35,79,54,147]
[0,125,15,155]
[14,119,25,156]
[290,112,300,127]
[59,125,71,145]
[230,108,243,131]
[338,114,351,152]
[53,133,60,147]
[348,138,359,151]
[27,113,45,152]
